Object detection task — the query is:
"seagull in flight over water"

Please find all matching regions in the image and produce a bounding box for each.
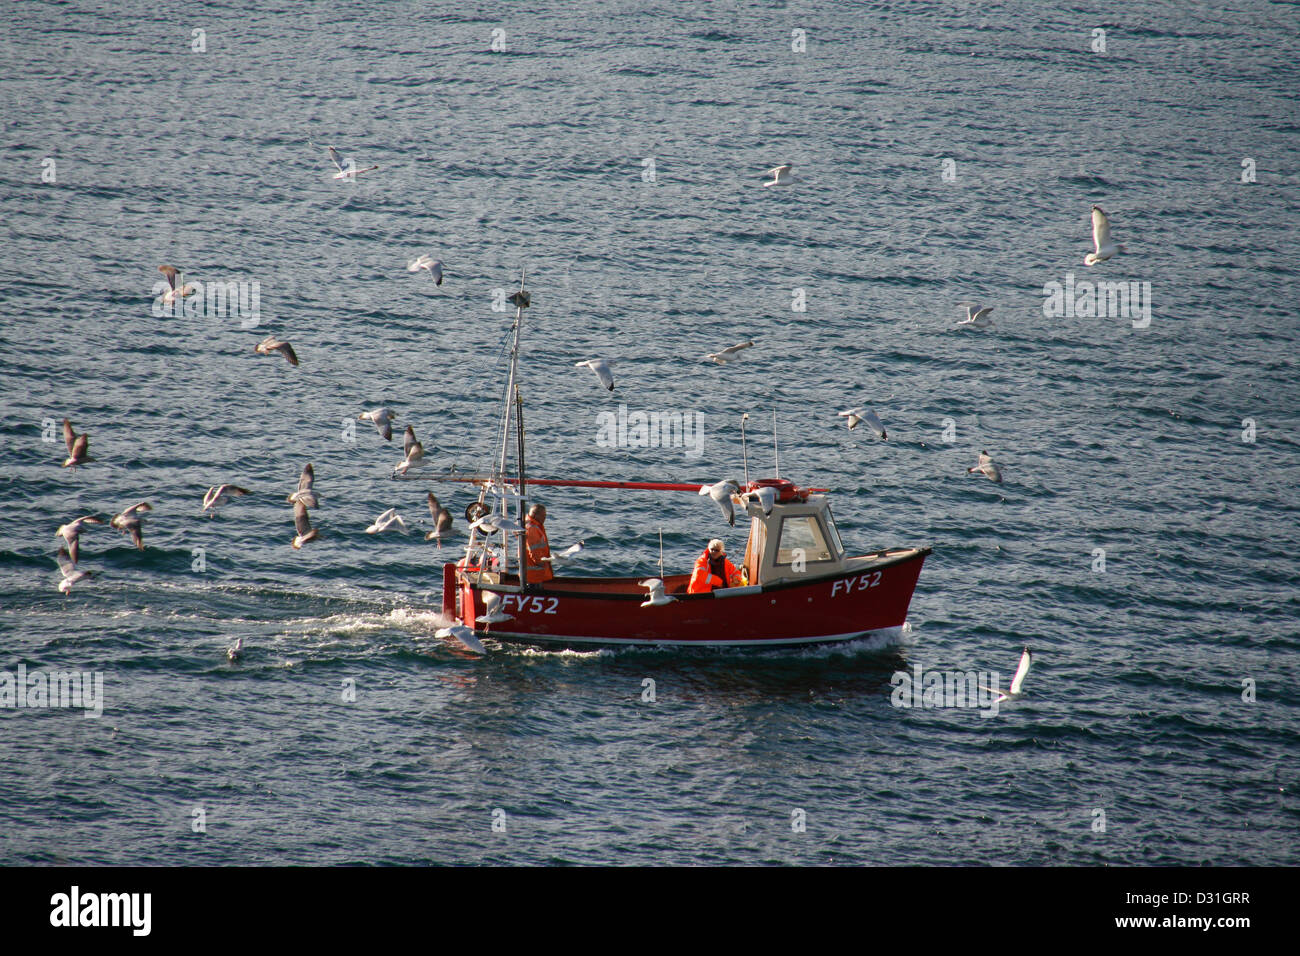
[699,479,741,526]
[763,164,793,186]
[575,358,615,391]
[967,450,1003,483]
[1084,205,1124,265]
[981,647,1033,703]
[326,145,378,180]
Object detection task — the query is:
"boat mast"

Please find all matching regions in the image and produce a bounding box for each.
[494,268,527,578]
[515,385,528,586]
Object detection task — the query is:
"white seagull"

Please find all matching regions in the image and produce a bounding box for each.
[425,493,454,544]
[327,145,378,180]
[699,479,741,526]
[471,514,523,536]
[745,486,776,516]
[640,578,676,607]
[967,450,1003,483]
[408,255,444,286]
[1084,205,1123,265]
[55,515,103,565]
[157,265,197,305]
[706,341,754,365]
[109,501,152,550]
[838,408,887,440]
[61,418,93,469]
[763,164,793,186]
[575,358,615,391]
[287,463,319,508]
[981,647,1033,703]
[255,336,299,366]
[226,637,244,663]
[955,304,994,328]
[542,539,585,563]
[365,507,408,535]
[202,484,250,517]
[436,624,485,654]
[392,424,426,476]
[358,408,397,441]
[55,546,93,594]
[476,591,513,624]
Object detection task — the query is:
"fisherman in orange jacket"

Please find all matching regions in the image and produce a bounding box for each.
[687,539,743,594]
[524,503,554,584]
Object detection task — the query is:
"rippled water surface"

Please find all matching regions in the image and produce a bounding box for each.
[1,0,1297,865]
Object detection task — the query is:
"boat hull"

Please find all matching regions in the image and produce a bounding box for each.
[445,547,929,648]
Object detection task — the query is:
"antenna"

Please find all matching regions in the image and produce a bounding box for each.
[772,409,780,478]
[658,528,664,578]
[740,413,750,486]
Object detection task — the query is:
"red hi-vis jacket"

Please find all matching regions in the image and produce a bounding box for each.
[525,517,553,583]
[687,549,742,594]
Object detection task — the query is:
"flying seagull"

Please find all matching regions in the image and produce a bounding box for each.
[476,591,513,624]
[640,578,676,607]
[763,164,793,186]
[255,336,299,366]
[967,450,1003,483]
[699,479,741,526]
[408,255,444,285]
[358,407,397,441]
[542,539,584,563]
[157,265,197,305]
[425,493,454,544]
[575,359,615,391]
[202,484,250,517]
[1084,205,1123,265]
[327,145,378,180]
[745,486,776,516]
[291,500,319,549]
[55,546,93,594]
[838,408,887,440]
[436,624,485,654]
[287,463,318,508]
[110,501,152,550]
[365,507,409,534]
[392,424,425,476]
[471,514,523,535]
[980,647,1033,703]
[61,418,93,469]
[955,304,994,328]
[706,341,754,365]
[55,515,103,564]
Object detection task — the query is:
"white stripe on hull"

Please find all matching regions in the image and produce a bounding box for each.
[474,625,906,649]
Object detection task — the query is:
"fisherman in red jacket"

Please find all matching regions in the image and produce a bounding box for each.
[687,539,743,594]
[525,503,554,584]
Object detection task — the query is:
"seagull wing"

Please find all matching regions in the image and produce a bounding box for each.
[56,546,76,577]
[298,463,315,492]
[1091,206,1111,253]
[158,265,179,290]
[293,500,313,536]
[1008,648,1032,695]
[403,425,418,458]
[62,418,76,455]
[328,146,346,174]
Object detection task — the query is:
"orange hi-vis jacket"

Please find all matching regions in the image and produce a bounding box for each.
[525,517,553,583]
[687,549,742,594]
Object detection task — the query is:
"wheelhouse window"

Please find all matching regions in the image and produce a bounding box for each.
[775,515,834,565]
[822,505,845,556]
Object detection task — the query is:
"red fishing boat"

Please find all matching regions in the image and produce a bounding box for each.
[435,275,930,649]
